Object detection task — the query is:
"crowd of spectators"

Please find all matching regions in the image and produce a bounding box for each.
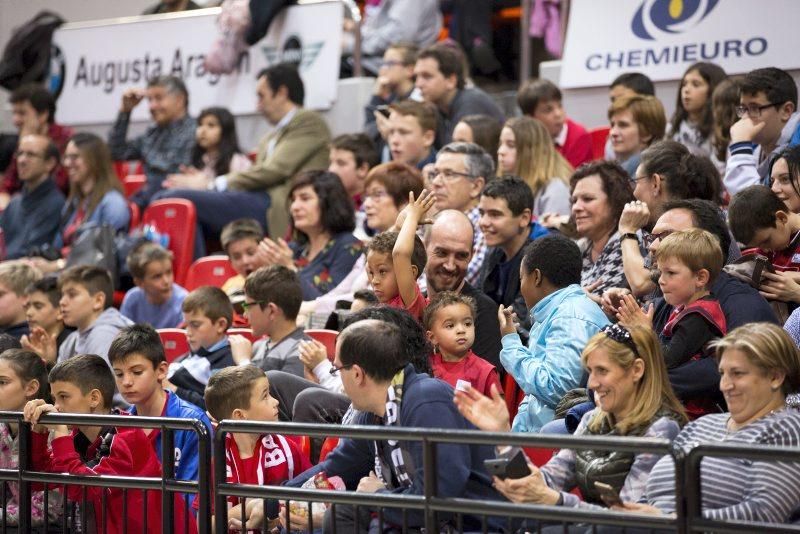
[2,0,800,531]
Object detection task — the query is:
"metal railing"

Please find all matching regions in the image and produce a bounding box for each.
[4,411,212,534]
[214,421,686,534]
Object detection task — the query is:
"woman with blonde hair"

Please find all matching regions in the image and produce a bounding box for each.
[455,323,686,509]
[497,116,573,217]
[620,322,800,524]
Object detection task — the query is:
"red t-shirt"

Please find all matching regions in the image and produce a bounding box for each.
[430,351,501,397]
[387,282,427,322]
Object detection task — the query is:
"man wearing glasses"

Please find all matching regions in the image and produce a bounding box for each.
[725,67,800,196]
[0,134,65,259]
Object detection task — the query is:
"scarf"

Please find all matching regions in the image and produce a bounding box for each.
[373,368,414,489]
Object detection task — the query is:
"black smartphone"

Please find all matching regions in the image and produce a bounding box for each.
[483,449,531,480]
[594,481,623,507]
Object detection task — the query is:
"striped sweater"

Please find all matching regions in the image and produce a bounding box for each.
[644,409,800,523]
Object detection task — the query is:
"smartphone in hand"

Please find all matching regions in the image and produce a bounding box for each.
[594,481,623,507]
[483,449,532,480]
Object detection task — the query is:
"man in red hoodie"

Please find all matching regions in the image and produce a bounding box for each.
[24,354,196,534]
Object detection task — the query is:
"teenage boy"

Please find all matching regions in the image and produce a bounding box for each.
[121,241,188,328]
[728,185,800,305]
[387,100,437,169]
[328,133,380,204]
[109,324,211,504]
[517,79,592,168]
[165,286,235,409]
[24,276,74,360]
[290,319,504,532]
[0,261,40,340]
[414,43,505,147]
[240,265,309,376]
[221,218,266,297]
[500,235,608,432]
[53,266,133,364]
[203,365,311,526]
[24,355,196,533]
[725,67,800,195]
[477,176,535,337]
[365,192,432,321]
[364,42,418,146]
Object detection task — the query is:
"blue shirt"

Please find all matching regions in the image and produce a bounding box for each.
[130,390,211,506]
[120,283,188,328]
[500,284,609,433]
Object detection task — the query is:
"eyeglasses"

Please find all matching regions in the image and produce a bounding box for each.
[643,229,674,248]
[430,168,475,183]
[380,60,405,68]
[629,174,650,187]
[735,103,777,119]
[600,324,640,357]
[241,300,266,313]
[15,150,45,159]
[329,362,354,376]
[62,153,81,163]
[363,190,389,201]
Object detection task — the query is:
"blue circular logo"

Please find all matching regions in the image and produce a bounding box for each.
[632,0,719,41]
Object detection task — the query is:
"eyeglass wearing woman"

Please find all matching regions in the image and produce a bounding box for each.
[454,324,686,511]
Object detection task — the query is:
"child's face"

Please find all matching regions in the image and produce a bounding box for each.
[366,250,399,303]
[657,256,707,307]
[747,213,793,252]
[237,376,279,422]
[136,259,174,306]
[50,380,100,416]
[59,282,102,330]
[196,113,222,150]
[740,90,791,147]
[184,310,227,353]
[0,360,39,411]
[0,282,26,327]
[680,69,709,116]
[497,127,517,174]
[427,303,475,359]
[25,290,62,332]
[387,111,433,167]
[228,238,262,278]
[533,98,566,139]
[328,148,365,197]
[112,354,167,407]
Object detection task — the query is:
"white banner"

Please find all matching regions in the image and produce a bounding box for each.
[49,2,342,125]
[561,0,800,88]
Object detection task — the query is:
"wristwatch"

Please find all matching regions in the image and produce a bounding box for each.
[620,232,639,242]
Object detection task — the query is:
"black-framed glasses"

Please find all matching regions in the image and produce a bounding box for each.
[643,229,674,248]
[241,300,266,313]
[735,103,777,119]
[431,168,475,183]
[601,324,640,357]
[329,363,354,376]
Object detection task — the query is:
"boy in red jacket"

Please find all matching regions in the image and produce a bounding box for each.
[24,354,196,534]
[202,365,311,530]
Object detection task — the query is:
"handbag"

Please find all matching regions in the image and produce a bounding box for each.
[65,224,118,284]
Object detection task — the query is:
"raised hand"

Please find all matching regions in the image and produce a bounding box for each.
[21,326,57,364]
[120,87,146,113]
[453,383,511,432]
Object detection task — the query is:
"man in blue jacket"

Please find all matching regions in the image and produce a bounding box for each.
[289,318,504,532]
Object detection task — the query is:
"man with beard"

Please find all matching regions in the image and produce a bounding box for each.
[425,209,501,367]
[603,199,778,408]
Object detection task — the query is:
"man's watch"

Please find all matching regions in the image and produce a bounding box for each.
[620,232,639,242]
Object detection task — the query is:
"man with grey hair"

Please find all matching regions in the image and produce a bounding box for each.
[108,75,195,207]
[429,141,493,285]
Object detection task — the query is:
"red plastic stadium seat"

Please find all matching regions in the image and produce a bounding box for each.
[184,256,237,291]
[123,174,147,198]
[158,328,189,363]
[305,329,338,361]
[589,126,610,160]
[318,436,339,463]
[227,328,257,343]
[503,373,525,422]
[128,202,141,231]
[142,199,197,286]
